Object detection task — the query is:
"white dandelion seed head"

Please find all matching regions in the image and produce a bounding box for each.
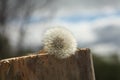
[43,27,77,59]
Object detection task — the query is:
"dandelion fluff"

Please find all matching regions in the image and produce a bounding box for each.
[43,27,77,59]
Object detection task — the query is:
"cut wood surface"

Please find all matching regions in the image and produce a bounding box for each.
[0,48,95,80]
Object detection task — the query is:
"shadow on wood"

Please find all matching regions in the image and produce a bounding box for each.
[0,48,95,80]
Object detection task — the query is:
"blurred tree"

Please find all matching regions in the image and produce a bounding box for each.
[0,34,11,59]
[0,0,11,59]
[0,0,57,58]
[0,0,7,26]
[93,54,120,80]
[0,0,34,58]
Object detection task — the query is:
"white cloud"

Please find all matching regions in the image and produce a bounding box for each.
[92,43,118,55]
[48,21,97,44]
[8,13,120,55]
[8,0,120,55]
[35,0,120,14]
[43,0,120,9]
[23,23,48,48]
[6,24,21,48]
[91,16,120,29]
[32,0,120,21]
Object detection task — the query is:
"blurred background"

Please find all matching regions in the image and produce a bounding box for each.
[0,0,120,80]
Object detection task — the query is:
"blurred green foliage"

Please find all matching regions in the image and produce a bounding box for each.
[0,34,34,59]
[93,54,120,80]
[0,34,11,59]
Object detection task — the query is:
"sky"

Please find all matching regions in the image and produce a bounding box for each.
[7,0,120,56]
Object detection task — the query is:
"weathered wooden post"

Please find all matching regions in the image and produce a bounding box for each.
[0,48,95,80]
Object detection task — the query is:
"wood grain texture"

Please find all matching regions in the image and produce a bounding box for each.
[0,48,95,80]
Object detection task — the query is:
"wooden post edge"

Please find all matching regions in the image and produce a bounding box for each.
[0,48,95,80]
